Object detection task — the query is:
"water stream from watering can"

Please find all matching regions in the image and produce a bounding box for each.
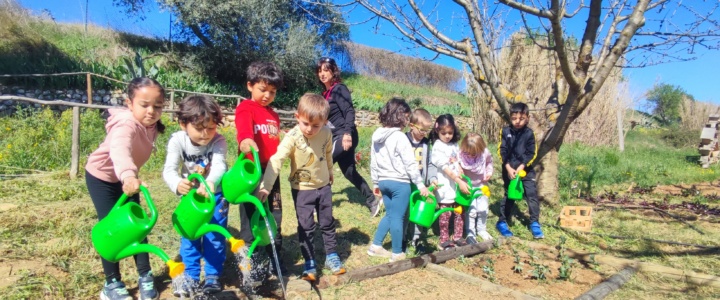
[265,218,287,298]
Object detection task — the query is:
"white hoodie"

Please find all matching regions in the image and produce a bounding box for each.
[370,127,426,190]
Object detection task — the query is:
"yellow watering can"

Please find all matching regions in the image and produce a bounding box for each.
[454,175,491,206]
[91,186,184,278]
[408,185,462,228]
[171,173,245,253]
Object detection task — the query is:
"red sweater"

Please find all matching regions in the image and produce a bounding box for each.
[235,99,280,168]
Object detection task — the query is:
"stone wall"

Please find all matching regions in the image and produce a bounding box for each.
[0,85,125,113]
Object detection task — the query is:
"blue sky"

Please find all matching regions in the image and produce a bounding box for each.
[16,0,720,104]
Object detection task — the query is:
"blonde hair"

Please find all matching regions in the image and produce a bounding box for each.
[410,108,432,124]
[460,133,487,156]
[297,93,330,122]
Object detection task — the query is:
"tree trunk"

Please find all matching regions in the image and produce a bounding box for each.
[535,145,559,206]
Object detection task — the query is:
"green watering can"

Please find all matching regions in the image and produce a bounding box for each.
[408,185,463,228]
[222,148,262,203]
[171,173,246,253]
[507,170,527,201]
[248,198,277,259]
[454,175,491,207]
[91,186,185,278]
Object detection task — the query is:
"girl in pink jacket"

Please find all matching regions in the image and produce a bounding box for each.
[459,133,494,243]
[85,77,165,300]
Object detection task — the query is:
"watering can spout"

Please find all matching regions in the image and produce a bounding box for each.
[228,237,245,254]
[166,260,185,279]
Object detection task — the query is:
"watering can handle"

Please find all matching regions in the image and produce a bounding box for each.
[239,148,262,174]
[187,173,214,197]
[112,186,157,224]
[461,175,472,185]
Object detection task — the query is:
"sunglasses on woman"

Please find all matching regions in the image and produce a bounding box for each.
[319,57,336,64]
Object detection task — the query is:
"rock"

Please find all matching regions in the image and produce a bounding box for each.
[17,89,24,94]
[99,89,107,95]
[93,96,101,102]
[103,95,110,102]
[73,93,81,99]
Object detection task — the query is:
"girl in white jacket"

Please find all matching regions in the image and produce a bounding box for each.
[368,98,430,262]
[430,114,470,250]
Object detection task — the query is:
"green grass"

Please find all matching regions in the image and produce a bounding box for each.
[343,73,471,116]
[1,106,719,299]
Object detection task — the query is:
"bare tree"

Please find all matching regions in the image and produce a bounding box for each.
[313,0,719,204]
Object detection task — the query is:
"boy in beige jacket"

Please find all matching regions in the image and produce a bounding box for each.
[258,93,346,282]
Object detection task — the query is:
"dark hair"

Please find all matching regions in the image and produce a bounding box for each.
[429,114,461,143]
[176,95,224,127]
[247,61,284,88]
[315,56,342,88]
[127,77,166,133]
[297,93,330,122]
[510,102,529,116]
[379,97,411,128]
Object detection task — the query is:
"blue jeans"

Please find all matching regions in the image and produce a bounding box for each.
[372,180,411,254]
[180,193,228,280]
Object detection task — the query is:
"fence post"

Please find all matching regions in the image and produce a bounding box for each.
[70,107,80,179]
[86,73,92,104]
[169,90,175,110]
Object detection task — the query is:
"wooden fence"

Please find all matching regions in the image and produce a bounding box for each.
[0,71,298,179]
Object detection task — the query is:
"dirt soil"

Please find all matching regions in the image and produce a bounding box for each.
[654,180,720,196]
[443,247,614,300]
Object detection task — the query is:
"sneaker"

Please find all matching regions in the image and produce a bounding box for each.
[100,279,132,300]
[453,239,467,247]
[202,275,222,294]
[137,272,159,300]
[325,253,346,275]
[465,235,478,245]
[530,222,545,239]
[478,231,494,241]
[367,244,392,258]
[390,252,406,262]
[439,241,455,250]
[371,198,384,217]
[496,221,514,237]
[301,260,317,281]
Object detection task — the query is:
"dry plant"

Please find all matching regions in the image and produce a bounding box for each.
[680,97,719,130]
[345,42,461,91]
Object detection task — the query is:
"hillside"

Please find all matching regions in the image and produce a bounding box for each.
[0,3,470,114]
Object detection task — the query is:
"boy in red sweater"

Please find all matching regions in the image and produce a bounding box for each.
[234,61,287,280]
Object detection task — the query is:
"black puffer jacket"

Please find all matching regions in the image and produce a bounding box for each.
[498,125,537,169]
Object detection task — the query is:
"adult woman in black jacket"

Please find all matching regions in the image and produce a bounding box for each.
[316,57,379,216]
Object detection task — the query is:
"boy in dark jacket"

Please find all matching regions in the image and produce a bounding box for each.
[496,103,544,239]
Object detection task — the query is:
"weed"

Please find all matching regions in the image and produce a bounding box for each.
[530,263,550,281]
[512,248,524,274]
[589,254,600,272]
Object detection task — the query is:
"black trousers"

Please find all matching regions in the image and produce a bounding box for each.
[292,185,338,263]
[238,177,282,257]
[498,168,540,223]
[86,170,151,284]
[332,128,375,208]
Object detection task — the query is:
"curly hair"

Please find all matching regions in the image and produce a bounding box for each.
[378,97,411,128]
[176,95,224,127]
[429,114,461,144]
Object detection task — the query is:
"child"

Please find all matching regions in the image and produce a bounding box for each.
[402,108,437,253]
[85,77,165,300]
[234,61,287,278]
[496,103,543,239]
[258,93,346,282]
[429,114,469,250]
[459,133,494,244]
[162,95,228,296]
[368,98,430,262]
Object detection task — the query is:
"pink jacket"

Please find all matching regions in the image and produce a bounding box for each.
[460,148,493,187]
[85,108,158,183]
